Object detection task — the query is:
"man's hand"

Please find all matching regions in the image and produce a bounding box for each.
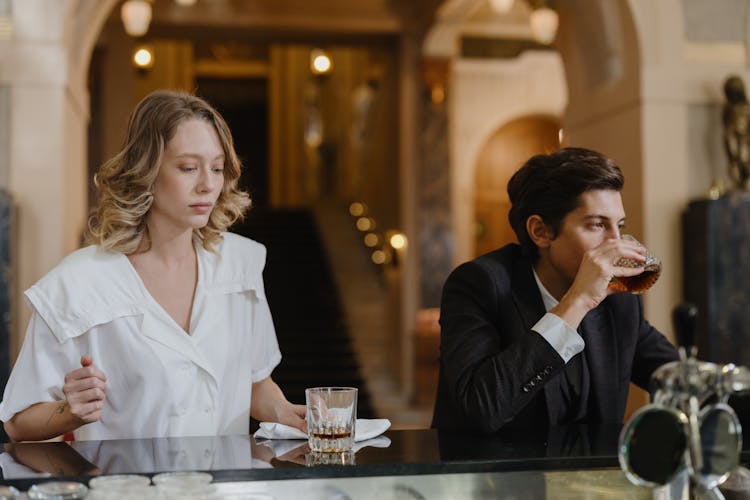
[553,237,647,328]
[61,355,107,426]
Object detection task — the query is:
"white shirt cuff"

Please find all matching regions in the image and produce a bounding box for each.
[532,312,585,363]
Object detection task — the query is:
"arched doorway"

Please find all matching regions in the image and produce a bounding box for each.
[472,115,559,257]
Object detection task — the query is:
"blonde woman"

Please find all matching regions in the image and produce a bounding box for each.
[0,90,306,441]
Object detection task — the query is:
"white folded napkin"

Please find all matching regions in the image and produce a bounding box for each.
[254,418,391,442]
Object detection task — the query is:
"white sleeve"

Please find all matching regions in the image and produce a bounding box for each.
[532,312,585,363]
[0,312,78,422]
[248,274,281,383]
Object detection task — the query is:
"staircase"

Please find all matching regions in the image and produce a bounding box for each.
[231,208,374,422]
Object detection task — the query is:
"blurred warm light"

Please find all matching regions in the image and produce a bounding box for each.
[558,128,564,145]
[349,201,367,217]
[530,7,559,44]
[431,85,445,105]
[0,18,11,41]
[389,233,407,250]
[371,250,387,265]
[489,0,514,14]
[473,220,486,238]
[174,0,197,5]
[132,46,154,69]
[121,0,152,37]
[356,217,375,232]
[310,49,333,75]
[364,233,380,247]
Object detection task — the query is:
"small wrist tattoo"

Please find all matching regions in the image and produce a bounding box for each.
[46,402,68,426]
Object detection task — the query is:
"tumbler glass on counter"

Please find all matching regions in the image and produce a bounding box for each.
[609,234,662,294]
[305,387,358,453]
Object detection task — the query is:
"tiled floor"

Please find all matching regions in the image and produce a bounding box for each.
[313,201,433,430]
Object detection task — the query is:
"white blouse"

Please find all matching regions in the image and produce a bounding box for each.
[0,232,282,441]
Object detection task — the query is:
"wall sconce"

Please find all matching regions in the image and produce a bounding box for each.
[364,233,380,248]
[310,48,333,75]
[356,216,375,232]
[346,201,405,268]
[132,45,154,69]
[388,232,407,252]
[348,201,367,217]
[384,230,407,266]
[371,249,388,265]
[121,0,152,37]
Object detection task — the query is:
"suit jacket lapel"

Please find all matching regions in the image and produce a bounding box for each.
[579,304,619,421]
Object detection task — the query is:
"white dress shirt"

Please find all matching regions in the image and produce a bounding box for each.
[531,269,586,363]
[0,232,281,441]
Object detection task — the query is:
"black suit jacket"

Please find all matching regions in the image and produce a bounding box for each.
[431,244,679,433]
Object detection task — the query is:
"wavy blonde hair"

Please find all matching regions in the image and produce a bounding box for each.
[87,90,251,254]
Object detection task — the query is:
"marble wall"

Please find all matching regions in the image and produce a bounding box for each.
[687,104,725,198]
[0,87,7,188]
[683,0,748,42]
[418,86,452,308]
[0,189,11,396]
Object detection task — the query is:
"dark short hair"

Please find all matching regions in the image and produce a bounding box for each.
[507,147,624,260]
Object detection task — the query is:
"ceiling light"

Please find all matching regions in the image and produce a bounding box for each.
[529,6,559,44]
[121,0,152,37]
[489,0,515,14]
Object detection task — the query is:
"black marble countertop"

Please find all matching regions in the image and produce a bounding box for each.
[0,425,747,492]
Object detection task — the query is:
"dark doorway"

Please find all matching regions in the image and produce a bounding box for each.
[195,78,269,208]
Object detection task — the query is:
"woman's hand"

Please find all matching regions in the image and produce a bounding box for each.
[4,355,108,442]
[275,402,307,434]
[251,377,307,434]
[62,355,107,425]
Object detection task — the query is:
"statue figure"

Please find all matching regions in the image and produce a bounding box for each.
[723,75,750,191]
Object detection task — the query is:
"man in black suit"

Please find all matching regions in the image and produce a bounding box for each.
[432,147,679,433]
